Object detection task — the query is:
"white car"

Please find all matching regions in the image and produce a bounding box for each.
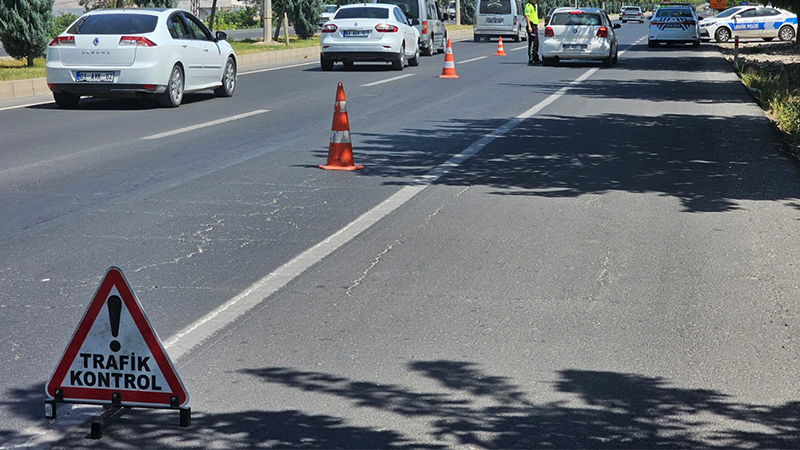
[541,8,621,67]
[620,6,644,23]
[648,4,700,47]
[319,4,338,27]
[320,3,421,70]
[699,5,797,43]
[46,8,237,108]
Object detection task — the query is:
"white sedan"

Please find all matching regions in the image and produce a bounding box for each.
[46,8,237,108]
[699,5,797,43]
[320,3,420,71]
[541,8,621,67]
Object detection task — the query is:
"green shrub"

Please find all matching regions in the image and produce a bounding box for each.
[51,12,78,39]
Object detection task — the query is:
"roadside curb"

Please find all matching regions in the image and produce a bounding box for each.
[0,28,474,102]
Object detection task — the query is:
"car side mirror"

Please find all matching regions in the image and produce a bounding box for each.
[613,23,621,28]
[698,16,705,21]
[215,31,227,41]
[411,18,420,25]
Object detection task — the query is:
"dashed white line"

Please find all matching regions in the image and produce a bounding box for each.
[361,73,415,87]
[239,61,317,75]
[0,100,53,112]
[141,109,269,140]
[460,56,488,64]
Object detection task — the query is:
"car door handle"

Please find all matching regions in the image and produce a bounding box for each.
[181,44,188,48]
[203,47,209,52]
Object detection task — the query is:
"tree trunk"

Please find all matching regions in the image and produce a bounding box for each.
[27,55,34,67]
[273,0,286,41]
[209,0,218,31]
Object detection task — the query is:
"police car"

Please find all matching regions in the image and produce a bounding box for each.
[699,5,797,43]
[648,3,701,47]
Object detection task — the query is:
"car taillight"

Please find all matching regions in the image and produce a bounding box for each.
[650,21,663,26]
[119,36,157,47]
[544,26,554,37]
[570,11,583,14]
[321,23,338,33]
[514,16,518,26]
[49,36,75,46]
[597,26,608,38]
[422,20,428,34]
[684,20,696,25]
[375,23,398,32]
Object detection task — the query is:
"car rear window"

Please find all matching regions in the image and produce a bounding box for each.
[550,12,601,26]
[655,8,694,18]
[479,0,512,15]
[68,14,158,34]
[335,7,390,19]
[623,8,640,13]
[376,0,419,19]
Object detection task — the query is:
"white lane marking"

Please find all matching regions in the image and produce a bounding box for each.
[361,73,415,87]
[0,100,53,112]
[509,46,528,52]
[460,56,488,64]
[141,109,269,140]
[162,65,601,362]
[239,61,317,76]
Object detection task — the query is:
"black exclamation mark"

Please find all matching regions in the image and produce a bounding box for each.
[108,295,122,352]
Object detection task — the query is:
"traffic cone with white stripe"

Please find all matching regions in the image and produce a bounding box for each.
[319,82,363,171]
[439,39,459,79]
[494,36,507,56]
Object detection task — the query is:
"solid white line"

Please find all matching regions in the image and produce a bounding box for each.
[361,74,415,87]
[0,100,52,112]
[141,109,269,140]
[460,56,488,64]
[239,61,317,75]
[509,46,528,52]
[162,65,600,362]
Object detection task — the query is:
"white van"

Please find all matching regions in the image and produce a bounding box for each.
[474,0,527,42]
[374,0,448,55]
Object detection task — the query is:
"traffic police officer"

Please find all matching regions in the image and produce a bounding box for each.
[525,0,541,65]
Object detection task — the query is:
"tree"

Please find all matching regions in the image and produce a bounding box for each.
[290,0,324,38]
[0,0,54,67]
[208,0,219,30]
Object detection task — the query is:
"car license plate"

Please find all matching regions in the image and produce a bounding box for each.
[665,23,682,28]
[343,30,369,37]
[76,72,114,83]
[563,44,586,51]
[487,18,503,24]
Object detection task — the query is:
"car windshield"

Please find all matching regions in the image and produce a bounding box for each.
[376,0,419,19]
[715,6,746,18]
[68,14,158,34]
[655,8,694,18]
[550,12,602,26]
[335,7,390,19]
[479,0,512,14]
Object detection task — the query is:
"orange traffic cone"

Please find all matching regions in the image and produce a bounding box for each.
[439,39,459,79]
[494,37,507,56]
[319,82,363,171]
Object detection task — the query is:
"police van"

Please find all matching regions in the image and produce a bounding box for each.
[699,5,797,43]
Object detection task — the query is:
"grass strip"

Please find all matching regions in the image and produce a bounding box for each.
[736,59,800,143]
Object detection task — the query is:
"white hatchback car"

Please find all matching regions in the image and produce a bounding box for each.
[620,6,645,23]
[46,8,237,108]
[541,8,621,67]
[648,4,701,47]
[699,5,797,43]
[320,4,421,70]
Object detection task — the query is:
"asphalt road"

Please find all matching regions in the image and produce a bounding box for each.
[1,23,800,448]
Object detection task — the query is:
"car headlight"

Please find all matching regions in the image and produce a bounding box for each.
[700,22,712,27]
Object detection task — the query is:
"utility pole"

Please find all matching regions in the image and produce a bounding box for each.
[191,0,199,16]
[264,0,273,43]
[455,0,460,25]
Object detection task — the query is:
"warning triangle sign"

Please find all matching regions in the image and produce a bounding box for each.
[46,267,188,408]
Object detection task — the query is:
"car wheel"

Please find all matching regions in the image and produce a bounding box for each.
[715,27,731,43]
[648,40,657,48]
[602,51,613,68]
[779,25,795,42]
[513,26,521,42]
[408,42,420,66]
[474,35,481,42]
[320,54,334,71]
[422,38,434,56]
[392,44,405,70]
[438,32,447,53]
[692,39,700,48]
[622,20,627,23]
[612,47,618,64]
[214,57,236,97]
[53,92,80,109]
[542,57,556,66]
[158,64,184,108]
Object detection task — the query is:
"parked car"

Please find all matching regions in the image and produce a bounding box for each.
[474,0,527,42]
[319,3,421,70]
[541,8,620,67]
[319,4,338,27]
[374,0,447,55]
[447,0,456,20]
[620,6,645,23]
[648,4,701,47]
[699,5,797,43]
[545,7,556,25]
[46,8,237,108]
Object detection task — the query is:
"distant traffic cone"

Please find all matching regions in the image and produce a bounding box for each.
[494,36,507,56]
[439,39,459,79]
[319,82,363,171]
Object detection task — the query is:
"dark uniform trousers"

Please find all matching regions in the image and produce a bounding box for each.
[528,26,540,62]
